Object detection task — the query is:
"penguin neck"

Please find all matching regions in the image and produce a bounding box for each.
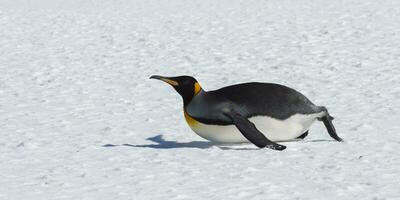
[182,89,204,107]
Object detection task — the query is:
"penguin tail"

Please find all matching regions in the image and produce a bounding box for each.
[317,107,343,142]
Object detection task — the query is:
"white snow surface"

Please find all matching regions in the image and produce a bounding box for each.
[1,0,400,199]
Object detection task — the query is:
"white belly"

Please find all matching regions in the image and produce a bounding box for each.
[185,112,324,143]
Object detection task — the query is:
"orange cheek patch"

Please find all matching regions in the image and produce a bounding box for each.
[194,82,201,95]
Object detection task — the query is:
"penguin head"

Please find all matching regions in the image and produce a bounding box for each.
[150,75,202,105]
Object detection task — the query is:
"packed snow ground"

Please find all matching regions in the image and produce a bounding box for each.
[1,0,399,199]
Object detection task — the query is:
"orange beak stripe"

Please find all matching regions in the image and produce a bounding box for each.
[161,78,179,86]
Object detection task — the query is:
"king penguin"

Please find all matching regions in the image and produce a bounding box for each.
[150,75,343,151]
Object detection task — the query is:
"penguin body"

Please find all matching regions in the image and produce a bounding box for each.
[150,75,343,150]
[184,83,326,143]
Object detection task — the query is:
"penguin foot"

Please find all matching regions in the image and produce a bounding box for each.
[297,131,309,139]
[266,144,287,151]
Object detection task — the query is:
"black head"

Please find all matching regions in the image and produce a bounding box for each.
[150,75,202,105]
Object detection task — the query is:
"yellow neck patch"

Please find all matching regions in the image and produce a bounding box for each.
[194,82,201,95]
[184,111,198,128]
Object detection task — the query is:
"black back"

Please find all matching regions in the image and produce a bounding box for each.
[185,82,323,125]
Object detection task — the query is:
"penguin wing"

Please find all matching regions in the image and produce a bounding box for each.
[223,111,286,151]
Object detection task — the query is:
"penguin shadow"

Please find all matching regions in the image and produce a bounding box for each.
[102,135,335,150]
[284,138,336,143]
[102,135,258,150]
[303,139,337,143]
[103,135,215,149]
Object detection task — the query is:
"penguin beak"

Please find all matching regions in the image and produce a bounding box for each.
[150,75,179,86]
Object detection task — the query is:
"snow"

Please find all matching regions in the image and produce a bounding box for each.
[1,0,399,199]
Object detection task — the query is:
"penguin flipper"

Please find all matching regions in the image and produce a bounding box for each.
[223,111,286,151]
[320,115,343,142]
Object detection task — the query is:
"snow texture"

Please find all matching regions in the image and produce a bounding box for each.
[0,0,399,199]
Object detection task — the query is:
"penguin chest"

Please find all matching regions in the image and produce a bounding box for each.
[184,112,323,143]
